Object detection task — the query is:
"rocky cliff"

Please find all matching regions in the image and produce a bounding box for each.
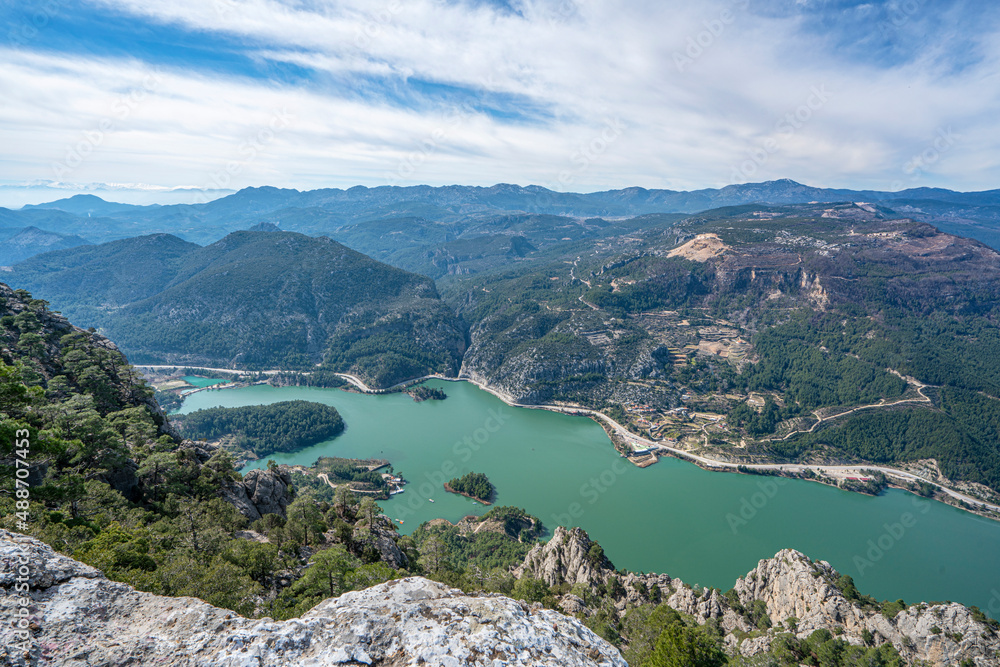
[0,529,626,666]
[221,466,295,522]
[516,527,999,666]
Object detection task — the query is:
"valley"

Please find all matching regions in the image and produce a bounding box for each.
[12,192,1000,516]
[7,186,1000,666]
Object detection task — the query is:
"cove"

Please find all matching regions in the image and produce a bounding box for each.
[178,379,1000,618]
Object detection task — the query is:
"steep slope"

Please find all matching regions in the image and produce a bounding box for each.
[8,232,467,386]
[452,204,1000,498]
[0,227,91,266]
[7,234,199,319]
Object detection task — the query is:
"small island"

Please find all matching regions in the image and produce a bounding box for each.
[408,385,447,402]
[444,471,495,504]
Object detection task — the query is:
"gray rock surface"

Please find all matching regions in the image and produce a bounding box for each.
[727,549,999,666]
[0,530,626,667]
[222,467,294,522]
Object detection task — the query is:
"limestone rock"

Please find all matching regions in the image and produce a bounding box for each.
[222,467,294,522]
[515,526,613,589]
[0,530,625,666]
[725,549,1000,666]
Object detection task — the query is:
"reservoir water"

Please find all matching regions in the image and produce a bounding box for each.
[182,376,229,389]
[178,379,1000,618]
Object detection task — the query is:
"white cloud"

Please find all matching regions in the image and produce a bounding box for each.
[1,0,999,195]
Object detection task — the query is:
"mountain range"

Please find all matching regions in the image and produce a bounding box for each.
[4,179,1000,253]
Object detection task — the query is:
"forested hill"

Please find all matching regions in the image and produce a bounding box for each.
[8,231,467,387]
[447,203,1000,496]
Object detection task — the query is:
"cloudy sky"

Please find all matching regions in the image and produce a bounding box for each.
[1,0,999,203]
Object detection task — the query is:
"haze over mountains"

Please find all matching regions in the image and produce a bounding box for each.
[4,180,1000,256]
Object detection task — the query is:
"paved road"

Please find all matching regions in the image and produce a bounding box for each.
[137,365,285,375]
[142,366,1000,515]
[465,388,1000,515]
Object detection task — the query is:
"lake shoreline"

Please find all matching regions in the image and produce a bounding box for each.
[443,482,493,505]
[175,374,1000,617]
[152,364,1000,522]
[345,372,1000,523]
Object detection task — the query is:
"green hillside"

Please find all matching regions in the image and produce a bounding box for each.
[9,231,466,387]
[447,203,1000,496]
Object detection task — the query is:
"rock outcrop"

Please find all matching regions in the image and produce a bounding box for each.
[0,530,625,666]
[222,467,294,522]
[728,549,998,666]
[515,527,675,614]
[515,527,1000,666]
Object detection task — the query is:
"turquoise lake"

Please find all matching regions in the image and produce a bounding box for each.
[177,379,1000,618]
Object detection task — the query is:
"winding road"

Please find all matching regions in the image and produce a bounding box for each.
[142,365,1000,516]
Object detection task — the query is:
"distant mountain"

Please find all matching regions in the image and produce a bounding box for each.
[9,233,200,312]
[0,226,91,266]
[22,193,150,216]
[3,180,999,250]
[8,231,466,386]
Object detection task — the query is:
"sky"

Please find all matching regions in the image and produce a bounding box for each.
[1,0,999,205]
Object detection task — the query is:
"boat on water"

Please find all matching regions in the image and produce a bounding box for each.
[428,498,435,503]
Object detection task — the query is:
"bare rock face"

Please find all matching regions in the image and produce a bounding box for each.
[515,526,613,588]
[729,549,1000,666]
[222,467,294,522]
[0,530,626,666]
[515,526,674,616]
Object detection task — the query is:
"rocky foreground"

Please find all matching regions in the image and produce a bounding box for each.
[0,529,624,667]
[3,525,999,666]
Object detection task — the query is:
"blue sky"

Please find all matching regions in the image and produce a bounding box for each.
[1,0,999,204]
